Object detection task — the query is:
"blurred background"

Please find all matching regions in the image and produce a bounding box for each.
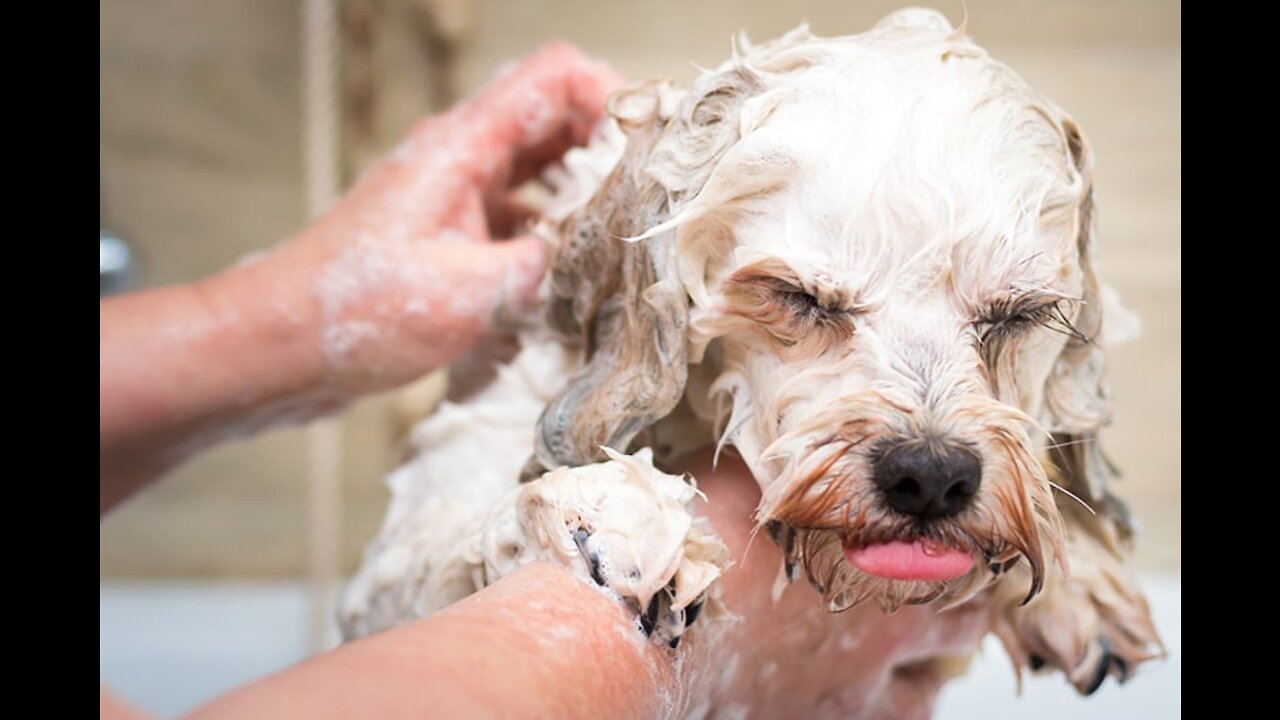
[100,0,1180,716]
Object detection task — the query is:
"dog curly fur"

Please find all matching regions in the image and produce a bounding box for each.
[342,8,1163,699]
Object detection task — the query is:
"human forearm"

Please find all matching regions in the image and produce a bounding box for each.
[99,260,334,513]
[173,451,988,718]
[98,211,552,514]
[185,563,673,720]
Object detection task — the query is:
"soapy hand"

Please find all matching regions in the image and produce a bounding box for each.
[237,42,623,396]
[99,44,622,510]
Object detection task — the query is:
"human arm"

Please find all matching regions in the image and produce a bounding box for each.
[99,43,623,513]
[184,450,989,719]
[185,563,672,720]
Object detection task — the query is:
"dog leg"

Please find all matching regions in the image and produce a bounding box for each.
[991,503,1164,694]
[470,447,730,648]
[338,339,577,639]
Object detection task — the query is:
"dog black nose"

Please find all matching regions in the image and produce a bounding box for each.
[872,443,981,518]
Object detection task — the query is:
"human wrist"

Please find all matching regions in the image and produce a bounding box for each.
[193,241,341,420]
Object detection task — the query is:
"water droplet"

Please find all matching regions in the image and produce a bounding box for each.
[920,539,947,557]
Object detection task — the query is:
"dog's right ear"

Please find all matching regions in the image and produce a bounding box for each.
[998,114,1163,694]
[532,71,763,474]
[1041,117,1138,547]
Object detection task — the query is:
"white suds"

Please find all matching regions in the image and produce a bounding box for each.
[321,320,378,366]
[404,297,428,316]
[448,292,484,319]
[516,86,557,142]
[234,248,269,267]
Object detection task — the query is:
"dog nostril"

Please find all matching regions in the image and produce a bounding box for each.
[894,477,921,497]
[945,481,974,501]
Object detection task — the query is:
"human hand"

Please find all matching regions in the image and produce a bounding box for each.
[99,44,621,509]
[211,42,622,398]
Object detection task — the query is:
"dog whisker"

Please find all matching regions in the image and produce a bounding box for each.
[1044,436,1095,451]
[1047,480,1096,515]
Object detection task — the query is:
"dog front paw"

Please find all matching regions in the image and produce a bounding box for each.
[993,527,1164,694]
[472,447,730,648]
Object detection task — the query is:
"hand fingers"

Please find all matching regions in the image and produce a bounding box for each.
[466,42,624,149]
[395,234,546,345]
[359,43,621,244]
[485,189,540,240]
[450,42,625,189]
[452,187,491,241]
[505,119,582,191]
[445,182,541,243]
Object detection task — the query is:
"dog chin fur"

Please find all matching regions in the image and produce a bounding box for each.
[342,8,1163,697]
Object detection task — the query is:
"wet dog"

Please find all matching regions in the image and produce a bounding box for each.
[342,9,1163,696]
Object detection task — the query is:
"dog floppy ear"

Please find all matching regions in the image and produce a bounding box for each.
[1039,116,1141,543]
[532,70,764,474]
[997,117,1163,694]
[1042,117,1134,547]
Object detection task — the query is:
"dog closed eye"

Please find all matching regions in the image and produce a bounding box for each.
[724,270,858,349]
[974,296,1085,347]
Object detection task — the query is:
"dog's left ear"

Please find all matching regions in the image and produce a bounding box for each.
[1041,117,1135,546]
[531,72,764,474]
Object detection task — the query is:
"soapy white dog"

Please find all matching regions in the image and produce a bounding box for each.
[341,8,1163,699]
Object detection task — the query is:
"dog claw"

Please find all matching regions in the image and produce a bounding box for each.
[575,527,683,645]
[684,599,703,627]
[1074,638,1138,695]
[470,450,728,655]
[1109,653,1128,680]
[640,595,660,637]
[1021,633,1150,696]
[636,585,708,650]
[571,523,710,651]
[1082,656,1109,696]
[572,528,607,586]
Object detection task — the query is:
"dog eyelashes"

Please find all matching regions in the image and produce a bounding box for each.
[775,283,840,324]
[725,273,858,350]
[975,298,1086,396]
[975,298,1088,348]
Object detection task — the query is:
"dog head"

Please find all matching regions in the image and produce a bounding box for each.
[535,10,1121,613]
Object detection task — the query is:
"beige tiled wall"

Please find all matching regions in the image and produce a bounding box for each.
[100,0,1180,576]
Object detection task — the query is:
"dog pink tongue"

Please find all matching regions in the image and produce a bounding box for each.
[844,540,974,581]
